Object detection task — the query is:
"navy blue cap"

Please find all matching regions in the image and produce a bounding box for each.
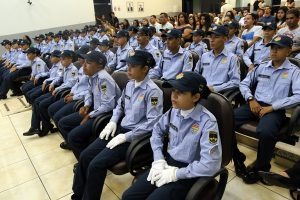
[90,38,100,45]
[81,50,107,66]
[138,27,150,36]
[61,50,75,58]
[63,30,70,36]
[11,39,19,45]
[115,30,129,38]
[51,50,62,57]
[148,26,157,33]
[225,21,240,29]
[122,50,156,68]
[1,40,11,46]
[192,29,205,36]
[74,29,81,33]
[54,33,61,38]
[266,35,293,48]
[24,47,40,55]
[97,28,106,33]
[162,72,211,98]
[46,32,54,37]
[76,45,90,59]
[128,26,138,32]
[262,22,277,30]
[207,25,229,36]
[162,29,182,38]
[99,39,110,46]
[20,39,30,45]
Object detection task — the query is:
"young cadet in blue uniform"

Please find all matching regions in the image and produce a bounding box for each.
[233,35,300,184]
[24,50,62,104]
[71,51,163,200]
[97,28,110,43]
[61,30,75,51]
[135,27,162,69]
[196,25,240,92]
[149,26,161,49]
[224,21,244,57]
[47,47,90,128]
[187,29,208,59]
[128,26,139,49]
[107,30,133,73]
[149,29,193,80]
[23,50,78,137]
[58,51,121,155]
[243,22,277,71]
[78,29,89,48]
[89,38,100,52]
[122,71,222,200]
[99,40,115,64]
[20,47,49,96]
[0,39,32,99]
[0,40,12,63]
[50,33,64,53]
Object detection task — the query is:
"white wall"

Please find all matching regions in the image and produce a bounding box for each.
[111,0,182,19]
[0,0,95,37]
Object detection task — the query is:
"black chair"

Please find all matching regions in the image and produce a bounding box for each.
[202,38,211,51]
[54,88,71,100]
[190,51,200,72]
[73,100,84,112]
[126,92,235,200]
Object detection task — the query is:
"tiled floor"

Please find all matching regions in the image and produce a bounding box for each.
[0,97,295,200]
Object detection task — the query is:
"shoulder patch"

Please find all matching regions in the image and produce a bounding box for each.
[209,131,218,144]
[151,97,158,106]
[101,84,107,93]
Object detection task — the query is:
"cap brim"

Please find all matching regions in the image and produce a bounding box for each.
[266,42,289,47]
[162,80,190,91]
[262,26,275,30]
[122,57,142,65]
[207,31,224,36]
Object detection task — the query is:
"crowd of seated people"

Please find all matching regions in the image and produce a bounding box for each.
[0,5,300,200]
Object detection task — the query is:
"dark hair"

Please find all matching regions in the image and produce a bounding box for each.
[287,0,295,3]
[276,6,288,24]
[133,19,140,27]
[188,16,197,30]
[199,13,212,33]
[226,10,235,18]
[151,15,156,19]
[287,8,299,18]
[246,13,258,23]
[177,12,189,26]
[123,19,129,29]
[160,12,168,18]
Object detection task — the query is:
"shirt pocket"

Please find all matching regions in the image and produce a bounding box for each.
[132,99,145,122]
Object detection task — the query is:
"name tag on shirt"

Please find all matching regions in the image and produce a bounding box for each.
[125,95,131,100]
[258,74,270,79]
[163,57,171,61]
[202,62,210,66]
[169,123,178,132]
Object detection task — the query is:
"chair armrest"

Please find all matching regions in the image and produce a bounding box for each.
[54,88,70,100]
[287,105,300,134]
[73,100,84,112]
[218,87,239,98]
[91,112,113,137]
[126,133,153,176]
[185,167,228,200]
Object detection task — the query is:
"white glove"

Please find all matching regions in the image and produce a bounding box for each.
[106,134,126,149]
[147,159,168,185]
[99,122,117,140]
[155,166,178,187]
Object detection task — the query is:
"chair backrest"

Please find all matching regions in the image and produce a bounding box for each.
[200,92,234,166]
[239,57,248,81]
[190,51,200,71]
[153,79,172,113]
[288,57,300,68]
[111,71,130,91]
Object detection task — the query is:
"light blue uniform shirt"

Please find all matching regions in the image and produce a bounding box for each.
[50,40,64,53]
[107,42,133,72]
[135,42,162,69]
[31,57,49,80]
[129,36,138,49]
[102,50,115,65]
[187,41,208,58]
[150,103,222,179]
[42,62,63,83]
[196,48,240,92]
[150,36,160,49]
[70,67,89,100]
[84,69,121,118]
[15,50,31,69]
[8,49,21,63]
[225,35,244,57]
[1,50,11,60]
[78,35,89,47]
[51,63,78,92]
[149,46,193,80]
[243,38,270,67]
[110,76,163,142]
[240,59,300,110]
[63,38,74,51]
[99,34,110,43]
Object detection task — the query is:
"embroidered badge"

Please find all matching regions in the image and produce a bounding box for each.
[221,57,227,64]
[138,94,144,102]
[274,36,281,42]
[281,71,289,79]
[176,73,184,79]
[191,123,200,133]
[101,84,107,93]
[209,131,218,144]
[151,97,158,106]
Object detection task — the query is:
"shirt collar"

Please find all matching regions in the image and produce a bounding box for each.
[266,59,292,70]
[136,75,150,90]
[209,47,228,57]
[176,103,204,121]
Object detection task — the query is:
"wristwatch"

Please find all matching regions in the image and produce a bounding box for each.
[247,96,254,102]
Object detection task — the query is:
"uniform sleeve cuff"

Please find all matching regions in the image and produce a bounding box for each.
[176,168,186,180]
[124,131,132,141]
[272,103,280,111]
